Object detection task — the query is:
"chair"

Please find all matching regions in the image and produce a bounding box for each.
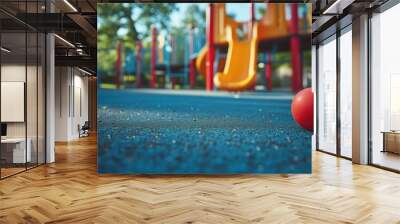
[78,121,90,138]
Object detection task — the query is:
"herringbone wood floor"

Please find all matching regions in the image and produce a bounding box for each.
[1,135,400,224]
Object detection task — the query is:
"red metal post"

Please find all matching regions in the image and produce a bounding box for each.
[206,3,215,91]
[265,52,272,91]
[249,2,255,40]
[290,3,303,92]
[115,41,122,89]
[169,36,175,85]
[189,28,195,89]
[172,78,176,89]
[135,40,142,88]
[151,26,157,88]
[250,3,255,23]
[246,2,256,91]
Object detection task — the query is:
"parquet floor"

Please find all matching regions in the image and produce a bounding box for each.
[1,135,400,223]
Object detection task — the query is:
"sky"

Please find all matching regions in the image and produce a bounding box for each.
[170,3,255,26]
[169,3,305,26]
[134,3,258,37]
[109,3,304,39]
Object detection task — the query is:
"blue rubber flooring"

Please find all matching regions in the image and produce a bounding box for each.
[97,89,311,174]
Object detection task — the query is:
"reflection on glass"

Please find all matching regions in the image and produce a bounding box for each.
[38,33,46,165]
[371,4,400,171]
[27,31,38,169]
[318,36,337,154]
[1,31,27,177]
[340,29,352,158]
[0,0,47,179]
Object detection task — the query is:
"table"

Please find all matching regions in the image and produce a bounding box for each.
[381,131,400,154]
[1,138,31,163]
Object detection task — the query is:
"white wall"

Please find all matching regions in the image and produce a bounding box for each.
[1,63,46,164]
[72,73,89,138]
[1,65,33,138]
[55,66,69,141]
[1,65,26,140]
[1,82,25,122]
[55,66,89,141]
[1,65,26,81]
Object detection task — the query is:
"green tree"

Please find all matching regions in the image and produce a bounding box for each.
[257,6,265,18]
[182,4,206,30]
[97,3,177,77]
[98,3,177,49]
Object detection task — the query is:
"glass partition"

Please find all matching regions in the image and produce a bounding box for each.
[339,27,352,158]
[0,1,46,179]
[317,35,337,154]
[27,30,38,169]
[1,30,28,177]
[371,4,400,171]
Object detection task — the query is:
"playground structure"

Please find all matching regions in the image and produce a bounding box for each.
[111,3,311,92]
[151,26,205,89]
[197,3,311,92]
[112,25,205,90]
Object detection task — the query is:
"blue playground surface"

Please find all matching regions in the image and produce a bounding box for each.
[97,89,311,174]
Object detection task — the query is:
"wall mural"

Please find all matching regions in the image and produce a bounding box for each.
[97,3,312,174]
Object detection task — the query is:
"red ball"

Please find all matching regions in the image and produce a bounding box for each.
[291,88,314,132]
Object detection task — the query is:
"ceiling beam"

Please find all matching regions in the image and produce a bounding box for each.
[55,55,96,72]
[67,13,97,45]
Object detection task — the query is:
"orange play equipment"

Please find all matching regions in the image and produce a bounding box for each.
[214,24,259,91]
[196,3,311,92]
[195,46,208,77]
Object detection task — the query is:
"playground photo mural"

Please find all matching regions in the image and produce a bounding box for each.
[97,3,313,174]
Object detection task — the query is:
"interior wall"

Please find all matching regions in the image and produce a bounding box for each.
[1,65,27,138]
[55,66,89,141]
[71,72,89,138]
[1,62,45,166]
[55,66,69,141]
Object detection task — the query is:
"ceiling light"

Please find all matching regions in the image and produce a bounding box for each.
[1,47,11,53]
[54,34,75,48]
[78,67,93,76]
[63,0,78,12]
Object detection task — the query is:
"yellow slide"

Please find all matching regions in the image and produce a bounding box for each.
[214,24,259,91]
[195,45,208,77]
